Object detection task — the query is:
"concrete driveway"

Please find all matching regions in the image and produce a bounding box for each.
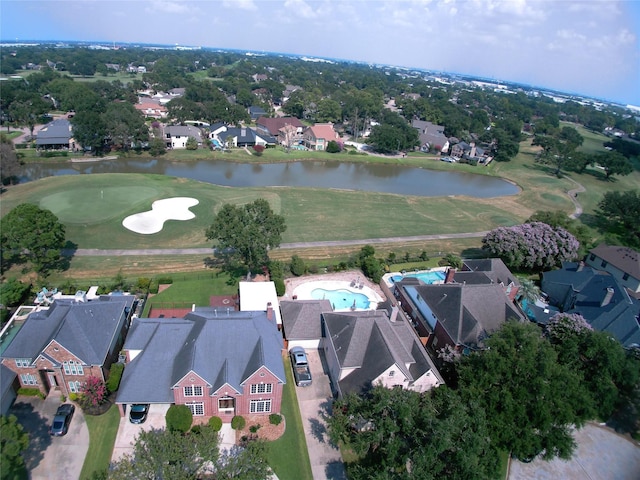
[294,349,346,480]
[111,404,169,462]
[509,423,640,480]
[10,393,89,480]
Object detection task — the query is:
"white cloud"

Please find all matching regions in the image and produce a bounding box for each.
[223,0,257,11]
[147,1,189,14]
[284,0,316,19]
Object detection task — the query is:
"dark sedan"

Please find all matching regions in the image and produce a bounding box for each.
[129,404,150,424]
[49,403,75,436]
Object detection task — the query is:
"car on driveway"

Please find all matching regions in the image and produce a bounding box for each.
[290,347,312,387]
[129,404,150,424]
[50,403,75,436]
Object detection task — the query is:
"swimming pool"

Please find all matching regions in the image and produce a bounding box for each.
[391,270,446,284]
[311,288,371,310]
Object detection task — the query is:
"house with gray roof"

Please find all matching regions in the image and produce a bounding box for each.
[280,299,333,350]
[539,262,640,348]
[412,119,449,154]
[35,118,75,150]
[322,306,443,397]
[164,125,204,149]
[0,295,136,397]
[585,244,640,295]
[116,307,286,421]
[394,259,525,356]
[218,127,275,148]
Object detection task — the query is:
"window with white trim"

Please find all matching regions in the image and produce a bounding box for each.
[63,360,84,375]
[250,383,273,394]
[15,358,30,368]
[184,385,203,397]
[186,403,204,416]
[68,381,81,393]
[250,399,272,413]
[20,374,37,385]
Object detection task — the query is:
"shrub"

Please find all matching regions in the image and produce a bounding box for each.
[253,144,265,156]
[308,264,319,274]
[269,413,282,425]
[185,136,198,150]
[136,277,151,292]
[231,415,246,430]
[80,376,107,408]
[190,424,202,434]
[290,255,306,276]
[166,405,193,433]
[106,363,125,393]
[326,140,341,153]
[60,395,67,403]
[69,393,78,402]
[18,388,45,398]
[249,424,261,433]
[209,416,223,431]
[274,278,286,296]
[156,276,173,285]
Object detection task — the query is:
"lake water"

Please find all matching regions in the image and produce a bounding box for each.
[17,158,520,198]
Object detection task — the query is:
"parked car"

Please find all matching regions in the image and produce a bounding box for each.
[290,347,312,387]
[129,404,150,424]
[49,403,75,436]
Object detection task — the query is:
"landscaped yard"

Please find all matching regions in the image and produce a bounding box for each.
[80,404,121,480]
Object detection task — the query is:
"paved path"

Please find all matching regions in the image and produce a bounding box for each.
[66,231,490,257]
[565,176,586,219]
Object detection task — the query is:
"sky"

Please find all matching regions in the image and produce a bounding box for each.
[2,0,639,106]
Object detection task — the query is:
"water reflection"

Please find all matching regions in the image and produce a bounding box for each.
[18,158,520,198]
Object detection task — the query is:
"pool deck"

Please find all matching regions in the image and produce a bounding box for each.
[283,270,386,304]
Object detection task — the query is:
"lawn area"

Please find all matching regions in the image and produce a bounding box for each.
[80,404,121,480]
[267,355,313,480]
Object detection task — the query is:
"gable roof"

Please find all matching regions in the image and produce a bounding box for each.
[36,119,72,146]
[280,299,333,341]
[462,258,520,287]
[256,117,304,136]
[413,282,524,349]
[306,123,338,141]
[219,127,257,144]
[323,309,442,396]
[164,125,203,141]
[589,244,640,279]
[116,310,285,404]
[1,295,135,365]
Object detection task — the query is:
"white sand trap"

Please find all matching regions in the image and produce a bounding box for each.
[122,197,199,234]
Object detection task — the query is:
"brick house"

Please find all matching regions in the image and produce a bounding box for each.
[0,295,136,397]
[116,308,285,421]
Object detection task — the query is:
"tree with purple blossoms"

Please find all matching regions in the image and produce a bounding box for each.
[482,222,579,271]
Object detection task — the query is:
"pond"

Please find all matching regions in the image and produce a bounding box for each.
[17,158,520,198]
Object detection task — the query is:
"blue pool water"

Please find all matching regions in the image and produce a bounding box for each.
[391,271,446,284]
[311,288,371,310]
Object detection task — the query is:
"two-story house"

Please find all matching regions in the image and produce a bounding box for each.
[302,123,339,151]
[322,305,443,397]
[164,125,204,149]
[35,119,76,151]
[1,294,136,397]
[116,308,286,422]
[585,244,640,296]
[412,119,450,153]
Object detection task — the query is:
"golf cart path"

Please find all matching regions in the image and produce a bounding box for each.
[69,231,490,256]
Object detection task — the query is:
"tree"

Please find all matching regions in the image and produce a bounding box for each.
[166,405,193,433]
[289,255,306,276]
[356,245,384,283]
[0,415,29,480]
[252,144,265,156]
[71,110,107,153]
[325,140,341,153]
[148,137,166,156]
[527,210,593,257]
[597,190,640,247]
[327,386,500,480]
[80,376,107,409]
[0,203,67,275]
[206,199,286,271]
[215,441,271,480]
[185,136,198,150]
[593,151,633,179]
[482,222,579,271]
[546,313,640,421]
[533,126,584,176]
[102,102,148,151]
[0,135,22,185]
[456,321,591,461]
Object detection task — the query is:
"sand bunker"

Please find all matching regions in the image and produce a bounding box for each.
[122,197,199,234]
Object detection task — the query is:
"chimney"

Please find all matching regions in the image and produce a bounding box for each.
[577,261,585,272]
[390,305,399,322]
[266,302,274,322]
[445,267,456,284]
[601,287,615,307]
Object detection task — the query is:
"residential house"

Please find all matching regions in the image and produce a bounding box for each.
[35,119,75,150]
[134,100,168,119]
[585,244,640,295]
[280,299,333,350]
[218,127,275,148]
[116,308,286,421]
[252,73,268,83]
[449,141,490,164]
[302,123,339,151]
[248,106,267,121]
[164,125,204,149]
[537,262,640,348]
[0,294,136,397]
[256,117,304,139]
[412,120,449,153]
[394,259,524,356]
[322,305,443,397]
[1,364,18,415]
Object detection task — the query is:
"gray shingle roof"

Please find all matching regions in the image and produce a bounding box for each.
[1,296,135,365]
[589,244,640,279]
[117,310,285,404]
[35,119,72,146]
[280,300,332,341]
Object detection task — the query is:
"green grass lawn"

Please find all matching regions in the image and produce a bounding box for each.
[80,404,121,480]
[267,356,313,480]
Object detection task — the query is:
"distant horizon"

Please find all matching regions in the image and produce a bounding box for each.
[2,1,638,106]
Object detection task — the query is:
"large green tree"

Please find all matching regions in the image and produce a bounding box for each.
[593,151,633,179]
[0,415,29,480]
[327,385,500,480]
[0,203,67,275]
[0,135,22,185]
[206,199,286,271]
[533,126,584,176]
[597,190,640,247]
[456,321,591,461]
